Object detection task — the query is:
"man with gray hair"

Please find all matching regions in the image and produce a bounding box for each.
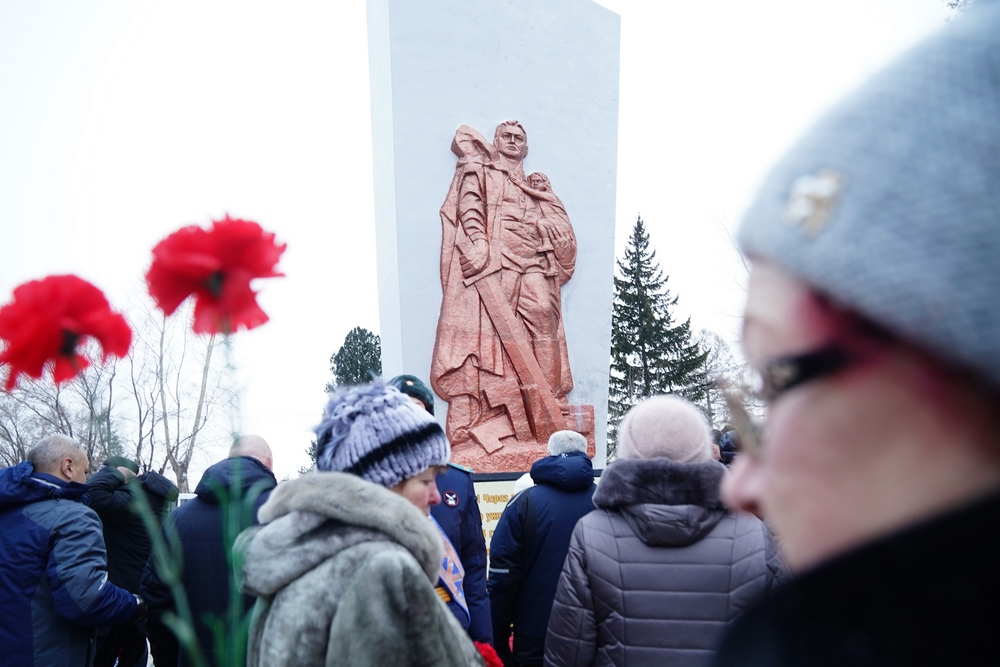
[489,430,595,667]
[0,435,142,667]
[142,435,276,667]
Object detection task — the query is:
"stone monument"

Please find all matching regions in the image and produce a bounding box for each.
[432,121,593,468]
[367,0,619,471]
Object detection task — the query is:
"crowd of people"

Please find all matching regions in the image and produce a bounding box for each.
[2,3,1000,665]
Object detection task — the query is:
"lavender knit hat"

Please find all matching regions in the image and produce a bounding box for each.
[618,394,712,464]
[738,1,1000,389]
[314,381,450,488]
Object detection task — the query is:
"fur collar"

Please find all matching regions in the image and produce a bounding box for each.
[594,457,726,509]
[238,472,443,596]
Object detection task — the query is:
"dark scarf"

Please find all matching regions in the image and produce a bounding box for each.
[715,489,1000,666]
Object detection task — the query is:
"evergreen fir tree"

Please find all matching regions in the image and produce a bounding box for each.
[608,216,711,457]
[324,326,382,393]
[305,326,382,474]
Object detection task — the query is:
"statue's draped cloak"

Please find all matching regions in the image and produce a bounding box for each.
[431,126,575,412]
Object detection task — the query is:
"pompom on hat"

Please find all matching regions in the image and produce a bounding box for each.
[314,381,450,488]
[617,394,712,464]
[737,1,1000,390]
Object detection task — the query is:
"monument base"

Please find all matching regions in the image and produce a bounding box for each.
[450,404,595,472]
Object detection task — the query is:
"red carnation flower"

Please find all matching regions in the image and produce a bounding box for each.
[0,275,133,391]
[475,642,504,667]
[145,215,286,335]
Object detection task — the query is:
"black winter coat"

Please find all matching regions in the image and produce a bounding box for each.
[141,456,276,667]
[544,458,787,667]
[489,451,596,667]
[713,489,1000,667]
[87,466,179,593]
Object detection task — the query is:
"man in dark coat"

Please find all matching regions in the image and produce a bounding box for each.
[0,435,141,667]
[432,462,492,641]
[489,431,595,667]
[142,435,276,667]
[388,373,493,644]
[87,456,178,667]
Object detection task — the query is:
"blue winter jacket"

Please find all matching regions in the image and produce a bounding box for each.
[0,462,137,667]
[489,451,596,666]
[141,455,276,667]
[431,462,492,642]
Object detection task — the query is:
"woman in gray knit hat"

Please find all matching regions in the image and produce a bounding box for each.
[236,381,484,667]
[716,2,1000,665]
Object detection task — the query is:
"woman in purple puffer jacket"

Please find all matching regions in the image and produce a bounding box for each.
[544,395,787,667]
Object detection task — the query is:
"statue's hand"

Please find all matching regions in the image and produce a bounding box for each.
[542,221,569,246]
[539,220,572,251]
[460,239,490,278]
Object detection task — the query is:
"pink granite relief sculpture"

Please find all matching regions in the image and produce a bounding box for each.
[431,121,595,471]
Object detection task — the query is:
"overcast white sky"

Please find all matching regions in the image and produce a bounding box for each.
[0,0,953,480]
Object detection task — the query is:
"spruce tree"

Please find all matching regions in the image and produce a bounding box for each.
[324,326,382,393]
[304,326,383,472]
[608,216,711,456]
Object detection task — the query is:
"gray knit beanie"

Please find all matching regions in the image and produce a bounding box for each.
[617,394,712,463]
[738,0,1000,390]
[314,381,450,488]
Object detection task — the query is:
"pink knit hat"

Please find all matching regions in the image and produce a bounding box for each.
[617,394,712,463]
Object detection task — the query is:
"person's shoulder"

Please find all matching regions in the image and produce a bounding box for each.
[438,463,475,487]
[42,497,101,530]
[577,505,613,525]
[505,484,535,512]
[354,540,429,584]
[140,471,180,498]
[726,508,770,534]
[169,495,211,524]
[85,465,122,486]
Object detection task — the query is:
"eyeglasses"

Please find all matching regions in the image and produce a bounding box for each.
[721,345,853,460]
[751,346,852,403]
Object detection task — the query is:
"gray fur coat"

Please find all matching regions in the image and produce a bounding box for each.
[237,472,484,667]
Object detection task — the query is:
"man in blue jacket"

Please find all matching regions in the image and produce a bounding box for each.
[489,430,595,667]
[0,435,141,667]
[142,435,276,667]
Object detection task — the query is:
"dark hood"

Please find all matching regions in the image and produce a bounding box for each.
[0,462,88,508]
[530,450,594,492]
[595,457,728,547]
[139,471,180,505]
[194,456,277,504]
